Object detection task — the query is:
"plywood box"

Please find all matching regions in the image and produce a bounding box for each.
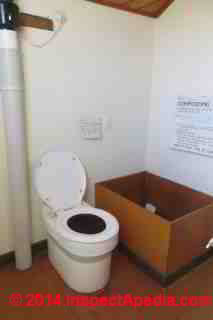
[96,172,213,282]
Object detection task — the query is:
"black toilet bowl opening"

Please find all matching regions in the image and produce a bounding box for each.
[67,214,106,235]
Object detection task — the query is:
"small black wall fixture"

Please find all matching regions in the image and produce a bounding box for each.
[0,0,53,31]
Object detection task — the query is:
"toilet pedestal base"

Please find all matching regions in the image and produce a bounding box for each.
[48,236,112,293]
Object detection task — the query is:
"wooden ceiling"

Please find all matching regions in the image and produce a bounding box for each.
[87,0,175,18]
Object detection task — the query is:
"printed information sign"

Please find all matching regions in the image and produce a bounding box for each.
[171,96,213,157]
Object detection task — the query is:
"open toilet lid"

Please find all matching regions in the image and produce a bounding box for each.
[34,150,87,212]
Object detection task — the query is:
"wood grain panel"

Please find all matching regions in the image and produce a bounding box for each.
[100,172,146,205]
[167,204,213,274]
[86,0,175,18]
[101,171,213,221]
[96,184,171,273]
[139,0,167,13]
[19,13,54,31]
[92,0,156,17]
[97,171,213,278]
[128,0,162,10]
[108,0,129,3]
[144,172,213,221]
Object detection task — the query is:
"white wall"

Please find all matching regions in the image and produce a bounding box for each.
[0,0,154,254]
[146,0,213,196]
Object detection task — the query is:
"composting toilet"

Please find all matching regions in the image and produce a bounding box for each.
[33,149,119,293]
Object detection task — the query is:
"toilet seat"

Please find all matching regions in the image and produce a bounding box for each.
[34,149,119,244]
[56,207,119,243]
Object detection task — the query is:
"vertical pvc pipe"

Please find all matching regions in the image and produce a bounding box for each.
[0,27,32,269]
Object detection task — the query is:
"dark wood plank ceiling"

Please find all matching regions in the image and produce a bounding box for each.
[86,0,175,18]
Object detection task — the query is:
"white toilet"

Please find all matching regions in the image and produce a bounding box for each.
[33,149,119,293]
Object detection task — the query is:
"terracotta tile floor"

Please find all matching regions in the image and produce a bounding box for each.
[1,250,213,319]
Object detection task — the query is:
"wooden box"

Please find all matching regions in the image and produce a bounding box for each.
[96,172,213,283]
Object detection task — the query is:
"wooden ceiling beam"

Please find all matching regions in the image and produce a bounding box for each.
[19,13,54,31]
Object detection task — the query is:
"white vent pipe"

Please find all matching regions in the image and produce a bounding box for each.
[0,29,32,270]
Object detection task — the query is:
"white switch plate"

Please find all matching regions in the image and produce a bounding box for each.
[80,116,103,140]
